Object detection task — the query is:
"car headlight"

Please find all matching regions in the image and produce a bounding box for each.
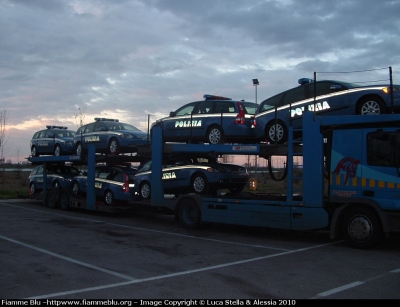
[382,86,400,94]
[207,167,225,173]
[117,133,135,139]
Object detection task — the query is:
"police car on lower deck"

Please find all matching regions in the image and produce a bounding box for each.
[152,94,258,144]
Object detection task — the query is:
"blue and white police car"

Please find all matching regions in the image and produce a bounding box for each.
[153,95,258,144]
[30,126,75,156]
[74,118,149,155]
[253,78,400,143]
[71,164,138,205]
[134,153,249,200]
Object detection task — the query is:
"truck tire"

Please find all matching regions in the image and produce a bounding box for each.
[46,188,59,209]
[177,197,201,229]
[342,207,383,249]
[59,189,70,211]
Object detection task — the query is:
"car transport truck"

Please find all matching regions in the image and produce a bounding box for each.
[28,111,400,249]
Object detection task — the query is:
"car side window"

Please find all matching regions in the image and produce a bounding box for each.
[32,132,40,139]
[38,130,46,138]
[175,102,197,116]
[84,123,96,133]
[194,101,213,114]
[138,161,151,172]
[110,172,123,182]
[76,126,85,134]
[214,102,235,113]
[45,130,55,138]
[259,94,283,112]
[94,122,107,132]
[37,167,43,175]
[283,86,306,105]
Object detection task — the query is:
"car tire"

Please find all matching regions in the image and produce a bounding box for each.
[72,181,80,195]
[228,185,245,194]
[59,189,70,211]
[341,207,383,250]
[266,120,287,144]
[29,182,36,195]
[46,188,59,209]
[31,146,38,157]
[104,190,114,205]
[109,138,120,155]
[139,181,151,200]
[191,173,209,194]
[53,145,61,156]
[206,126,224,144]
[358,97,386,115]
[76,143,83,156]
[53,181,61,189]
[177,197,201,229]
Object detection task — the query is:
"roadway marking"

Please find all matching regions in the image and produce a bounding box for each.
[26,243,336,299]
[0,234,137,281]
[0,202,292,251]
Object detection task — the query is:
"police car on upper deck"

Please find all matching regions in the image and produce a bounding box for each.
[30,126,75,156]
[253,78,400,143]
[74,118,149,155]
[152,94,258,144]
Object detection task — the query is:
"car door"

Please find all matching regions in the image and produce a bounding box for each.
[161,102,200,140]
[44,129,56,153]
[161,156,191,190]
[94,122,108,149]
[81,123,96,148]
[36,130,48,154]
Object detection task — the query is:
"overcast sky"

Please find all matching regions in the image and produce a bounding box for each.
[1,0,400,163]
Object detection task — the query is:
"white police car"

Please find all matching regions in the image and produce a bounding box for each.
[74,118,149,155]
[253,78,400,143]
[30,126,75,156]
[153,95,258,144]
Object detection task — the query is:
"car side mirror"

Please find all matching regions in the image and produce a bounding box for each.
[169,111,176,117]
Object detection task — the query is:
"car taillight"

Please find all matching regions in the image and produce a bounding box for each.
[122,174,129,192]
[252,118,257,127]
[235,102,246,124]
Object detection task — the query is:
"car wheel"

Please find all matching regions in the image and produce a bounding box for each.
[104,190,114,205]
[358,97,386,115]
[109,138,120,155]
[266,120,287,144]
[46,188,59,209]
[53,181,61,189]
[76,143,83,156]
[139,181,151,200]
[72,181,80,195]
[31,146,38,157]
[206,126,224,144]
[342,207,383,249]
[177,197,201,229]
[53,145,61,156]
[59,189,70,211]
[228,185,245,193]
[191,173,209,194]
[29,182,36,194]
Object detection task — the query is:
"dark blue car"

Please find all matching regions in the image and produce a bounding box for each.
[153,95,258,144]
[253,78,400,143]
[71,165,137,205]
[30,126,75,156]
[74,118,149,155]
[134,154,249,200]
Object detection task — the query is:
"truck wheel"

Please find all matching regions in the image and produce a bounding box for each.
[46,188,59,209]
[342,207,383,249]
[59,189,70,211]
[177,197,201,229]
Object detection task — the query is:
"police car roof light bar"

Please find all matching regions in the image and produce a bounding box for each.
[203,94,232,101]
[298,78,314,85]
[94,118,119,122]
[46,125,68,129]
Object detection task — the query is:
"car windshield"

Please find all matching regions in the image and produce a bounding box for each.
[106,122,141,131]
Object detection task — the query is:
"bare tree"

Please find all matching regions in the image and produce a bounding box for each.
[74,103,87,128]
[0,109,9,183]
